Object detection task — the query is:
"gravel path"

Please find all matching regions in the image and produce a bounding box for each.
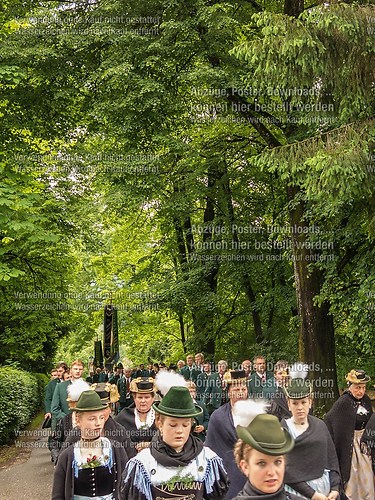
[0,426,53,500]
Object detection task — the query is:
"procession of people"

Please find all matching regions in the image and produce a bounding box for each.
[45,356,375,499]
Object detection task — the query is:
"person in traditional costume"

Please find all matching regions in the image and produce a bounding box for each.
[267,361,291,422]
[360,412,375,477]
[232,413,299,499]
[324,369,374,500]
[248,356,273,400]
[280,364,340,500]
[186,380,210,442]
[52,360,85,423]
[52,390,128,500]
[64,383,129,456]
[120,383,229,499]
[50,379,91,464]
[115,377,158,458]
[205,370,263,499]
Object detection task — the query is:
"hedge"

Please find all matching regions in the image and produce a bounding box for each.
[0,366,49,444]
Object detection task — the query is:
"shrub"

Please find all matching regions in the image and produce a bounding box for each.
[0,366,49,444]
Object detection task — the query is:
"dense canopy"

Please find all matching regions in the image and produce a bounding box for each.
[1,0,374,411]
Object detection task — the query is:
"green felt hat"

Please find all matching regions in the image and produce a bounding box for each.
[75,390,108,412]
[153,386,203,418]
[283,377,312,399]
[236,414,294,456]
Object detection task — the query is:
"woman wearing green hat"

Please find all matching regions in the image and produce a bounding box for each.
[52,390,128,500]
[280,365,340,500]
[232,413,298,499]
[120,385,229,499]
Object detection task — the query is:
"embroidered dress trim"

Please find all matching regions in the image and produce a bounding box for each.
[73,437,113,478]
[135,408,155,429]
[73,494,114,500]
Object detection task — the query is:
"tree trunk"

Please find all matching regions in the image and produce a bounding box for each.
[288,186,339,411]
[221,169,265,343]
[282,0,339,411]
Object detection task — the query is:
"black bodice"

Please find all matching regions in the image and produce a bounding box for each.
[74,465,114,497]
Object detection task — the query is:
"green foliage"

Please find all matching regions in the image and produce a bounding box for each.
[0,366,48,444]
[0,0,374,389]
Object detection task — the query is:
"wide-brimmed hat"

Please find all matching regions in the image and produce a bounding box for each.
[283,377,312,399]
[153,386,203,418]
[130,377,156,394]
[75,390,108,412]
[236,414,294,455]
[345,369,371,384]
[91,382,120,403]
[224,370,247,385]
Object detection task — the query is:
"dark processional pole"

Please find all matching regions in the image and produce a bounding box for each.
[92,294,119,370]
[103,296,119,370]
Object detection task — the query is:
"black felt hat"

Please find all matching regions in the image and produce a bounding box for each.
[225,370,247,385]
[130,377,156,394]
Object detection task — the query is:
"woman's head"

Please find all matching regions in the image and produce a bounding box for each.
[345,369,370,400]
[155,413,192,452]
[287,395,311,424]
[76,410,107,440]
[134,392,154,413]
[130,377,155,413]
[235,414,294,493]
[234,440,285,494]
[348,382,367,400]
[74,390,108,440]
[153,385,202,451]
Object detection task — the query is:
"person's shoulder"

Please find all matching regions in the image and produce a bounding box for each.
[197,400,208,411]
[308,414,327,429]
[202,445,223,460]
[325,392,351,417]
[115,407,134,424]
[210,402,228,418]
[57,442,74,461]
[47,378,59,387]
[128,447,154,470]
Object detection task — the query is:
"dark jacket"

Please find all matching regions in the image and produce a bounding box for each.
[267,387,291,421]
[44,378,60,413]
[52,439,127,500]
[205,402,246,499]
[232,481,300,499]
[247,372,274,399]
[51,380,72,421]
[115,407,157,458]
[50,413,77,464]
[281,415,340,498]
[180,365,199,382]
[324,391,373,485]
[192,400,210,442]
